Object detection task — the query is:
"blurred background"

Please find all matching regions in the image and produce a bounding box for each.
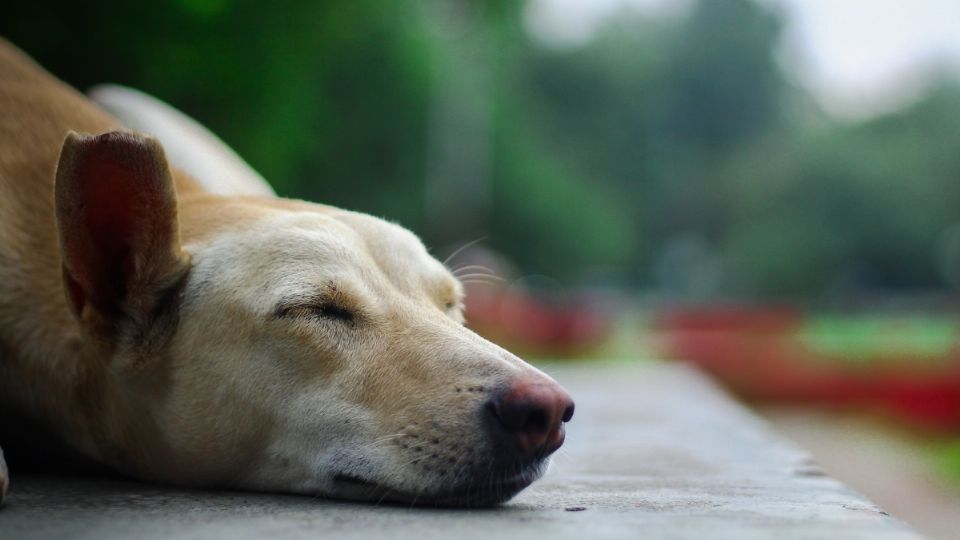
[3,0,960,535]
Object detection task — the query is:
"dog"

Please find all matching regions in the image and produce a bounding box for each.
[0,38,573,507]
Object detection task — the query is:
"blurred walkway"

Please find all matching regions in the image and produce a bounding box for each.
[0,364,919,540]
[765,409,960,540]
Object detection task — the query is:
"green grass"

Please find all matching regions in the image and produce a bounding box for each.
[935,440,960,485]
[798,315,960,364]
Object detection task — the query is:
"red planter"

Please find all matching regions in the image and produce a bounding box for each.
[656,306,960,433]
[464,286,612,358]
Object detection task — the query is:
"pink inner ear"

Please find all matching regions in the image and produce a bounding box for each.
[79,152,138,300]
[62,132,173,315]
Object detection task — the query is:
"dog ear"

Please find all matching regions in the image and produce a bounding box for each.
[55,131,190,341]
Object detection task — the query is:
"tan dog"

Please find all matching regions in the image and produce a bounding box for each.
[0,39,573,507]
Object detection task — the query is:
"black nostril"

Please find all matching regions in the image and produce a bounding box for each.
[561,403,575,423]
[525,408,549,432]
[489,396,560,434]
[489,398,546,433]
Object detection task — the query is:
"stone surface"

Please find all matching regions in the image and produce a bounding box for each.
[0,363,923,539]
[764,408,960,540]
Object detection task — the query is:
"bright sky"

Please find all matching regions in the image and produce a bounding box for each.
[524,0,960,120]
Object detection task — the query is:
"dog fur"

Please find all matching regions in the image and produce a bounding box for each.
[0,39,571,507]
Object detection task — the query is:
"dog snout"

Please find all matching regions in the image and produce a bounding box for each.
[487,376,575,456]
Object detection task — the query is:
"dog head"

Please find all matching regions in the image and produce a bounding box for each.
[54,131,574,506]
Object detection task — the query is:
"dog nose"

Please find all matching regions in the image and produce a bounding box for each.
[488,376,575,455]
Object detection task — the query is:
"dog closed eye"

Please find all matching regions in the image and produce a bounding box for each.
[274,298,357,324]
[309,301,355,323]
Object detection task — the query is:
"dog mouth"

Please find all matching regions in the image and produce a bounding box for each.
[330,465,544,507]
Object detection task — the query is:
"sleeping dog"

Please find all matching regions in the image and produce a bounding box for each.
[0,38,573,507]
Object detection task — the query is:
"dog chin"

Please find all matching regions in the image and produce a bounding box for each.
[329,459,550,507]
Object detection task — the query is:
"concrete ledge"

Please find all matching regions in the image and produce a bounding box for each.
[0,363,923,539]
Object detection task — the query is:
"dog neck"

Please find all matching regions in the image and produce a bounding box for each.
[0,39,205,474]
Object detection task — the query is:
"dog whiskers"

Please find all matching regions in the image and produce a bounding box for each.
[375,486,395,507]
[359,433,408,452]
[454,273,504,282]
[442,236,487,267]
[459,279,503,288]
[459,281,502,287]
[451,264,498,277]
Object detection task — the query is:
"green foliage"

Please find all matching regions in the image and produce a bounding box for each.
[491,119,635,279]
[4,0,958,297]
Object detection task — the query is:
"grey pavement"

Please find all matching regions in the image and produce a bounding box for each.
[0,362,923,539]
